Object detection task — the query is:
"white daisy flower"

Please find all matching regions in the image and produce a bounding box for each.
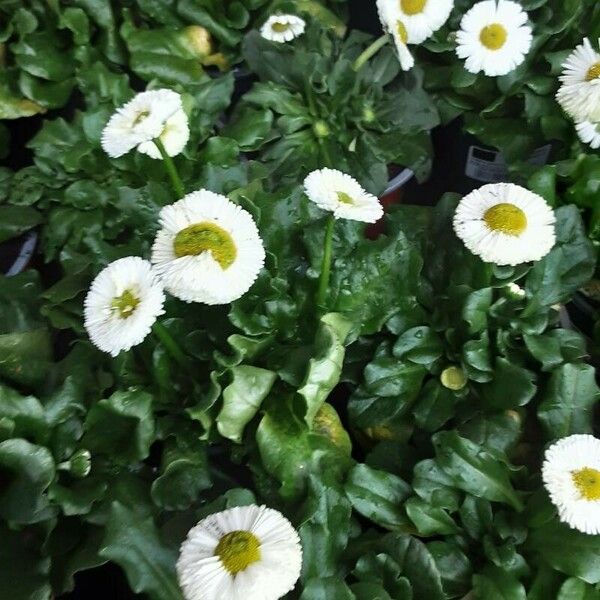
[453,182,556,266]
[137,108,190,159]
[101,89,184,158]
[177,505,302,600]
[377,0,453,45]
[455,0,532,77]
[260,15,305,43]
[556,39,600,122]
[151,190,265,305]
[575,120,600,149]
[376,3,415,71]
[84,257,165,357]
[542,435,600,535]
[303,168,384,223]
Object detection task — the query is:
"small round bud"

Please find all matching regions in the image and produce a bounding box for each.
[362,107,376,123]
[440,366,468,391]
[180,26,213,58]
[313,120,330,138]
[62,449,92,478]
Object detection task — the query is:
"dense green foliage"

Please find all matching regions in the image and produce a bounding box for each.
[1,2,600,600]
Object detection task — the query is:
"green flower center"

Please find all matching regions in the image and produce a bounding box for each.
[586,62,600,81]
[215,531,261,575]
[271,21,290,33]
[479,23,508,51]
[572,467,600,501]
[401,0,427,15]
[396,21,409,45]
[132,109,150,126]
[440,366,468,391]
[336,191,355,205]
[111,289,140,319]
[173,222,237,269]
[483,203,527,236]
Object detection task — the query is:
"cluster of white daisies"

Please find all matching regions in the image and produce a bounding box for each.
[85,90,384,357]
[376,0,532,76]
[557,38,600,149]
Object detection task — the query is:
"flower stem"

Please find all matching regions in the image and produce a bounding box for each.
[152,321,189,367]
[153,138,185,199]
[316,214,336,311]
[353,34,390,72]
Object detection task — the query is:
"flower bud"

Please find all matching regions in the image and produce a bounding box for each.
[440,366,468,391]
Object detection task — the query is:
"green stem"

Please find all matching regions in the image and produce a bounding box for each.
[316,214,336,311]
[353,34,390,72]
[305,79,319,117]
[153,137,185,199]
[318,138,334,169]
[152,321,189,367]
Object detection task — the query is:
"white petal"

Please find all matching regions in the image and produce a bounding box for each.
[151,190,265,304]
[101,89,184,158]
[455,0,532,78]
[542,435,600,535]
[260,15,306,43]
[84,257,165,356]
[177,505,303,600]
[453,182,556,266]
[303,168,383,223]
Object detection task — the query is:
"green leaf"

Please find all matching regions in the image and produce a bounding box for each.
[256,399,351,500]
[83,389,154,464]
[478,358,536,410]
[0,438,55,524]
[433,431,523,511]
[299,476,352,581]
[100,502,183,600]
[472,566,526,600]
[151,445,211,511]
[301,577,355,600]
[298,313,351,427]
[0,384,46,441]
[0,328,53,388]
[537,363,600,440]
[526,206,596,307]
[463,288,493,333]
[378,533,446,600]
[0,524,50,600]
[0,206,42,242]
[405,496,459,536]
[216,365,276,443]
[529,520,600,584]
[392,326,443,365]
[222,107,274,151]
[427,541,472,599]
[412,379,456,432]
[344,463,411,530]
[557,578,600,600]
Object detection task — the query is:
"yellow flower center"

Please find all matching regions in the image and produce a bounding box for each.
[271,21,290,33]
[111,289,140,319]
[586,62,600,81]
[483,203,527,236]
[396,21,409,45]
[400,0,427,15]
[132,110,150,126]
[440,366,468,391]
[479,23,508,51]
[572,467,600,501]
[173,222,237,269]
[336,191,355,205]
[215,531,261,575]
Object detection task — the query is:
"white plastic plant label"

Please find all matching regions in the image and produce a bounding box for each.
[465,144,551,183]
